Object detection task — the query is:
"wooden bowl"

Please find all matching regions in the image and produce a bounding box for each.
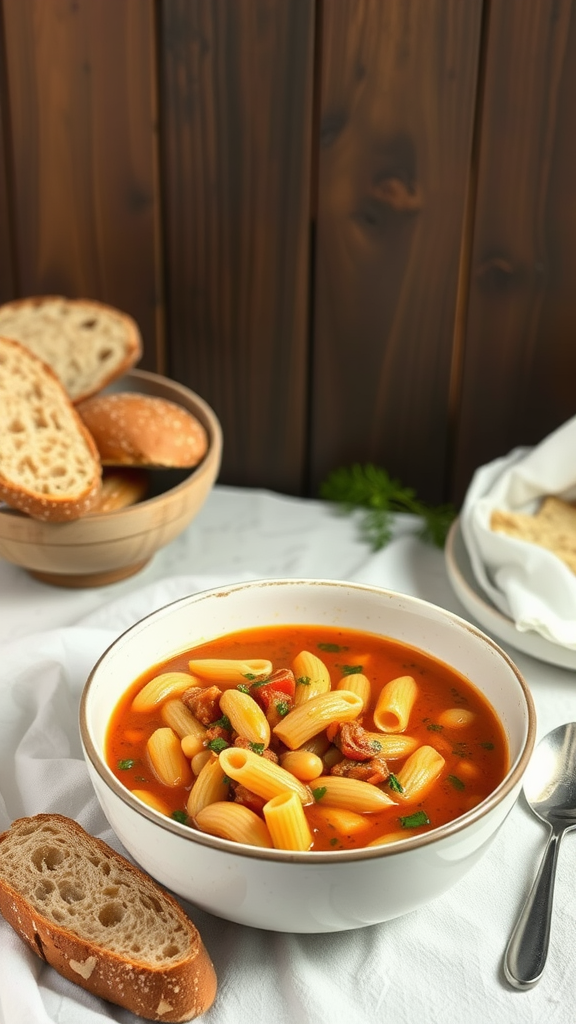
[0,370,222,587]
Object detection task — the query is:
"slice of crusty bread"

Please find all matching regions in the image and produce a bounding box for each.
[77,392,209,468]
[0,336,102,521]
[0,295,142,402]
[490,495,576,573]
[0,814,217,1022]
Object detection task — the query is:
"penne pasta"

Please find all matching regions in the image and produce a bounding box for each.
[367,830,410,847]
[394,745,446,802]
[373,675,418,733]
[131,672,198,712]
[308,776,396,813]
[219,689,271,747]
[336,672,371,710]
[312,805,372,836]
[263,791,313,851]
[279,750,324,782]
[187,756,229,818]
[146,727,193,788]
[292,651,332,705]
[362,732,419,759]
[186,658,272,687]
[161,699,206,741]
[195,801,273,848]
[130,789,173,817]
[219,747,311,804]
[437,707,476,729]
[273,690,364,750]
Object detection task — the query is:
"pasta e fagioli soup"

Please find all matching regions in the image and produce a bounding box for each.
[105,624,509,853]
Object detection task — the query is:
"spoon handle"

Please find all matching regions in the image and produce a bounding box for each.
[504,826,563,989]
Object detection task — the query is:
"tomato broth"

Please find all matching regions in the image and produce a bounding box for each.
[106,624,509,852]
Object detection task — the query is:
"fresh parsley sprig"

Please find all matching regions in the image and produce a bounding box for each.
[319,463,455,551]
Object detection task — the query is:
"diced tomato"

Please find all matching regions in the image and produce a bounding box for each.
[250,668,296,703]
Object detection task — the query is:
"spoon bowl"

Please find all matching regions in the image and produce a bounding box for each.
[504,722,576,989]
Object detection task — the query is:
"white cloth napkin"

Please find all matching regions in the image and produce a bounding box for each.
[2,573,576,1024]
[460,415,576,649]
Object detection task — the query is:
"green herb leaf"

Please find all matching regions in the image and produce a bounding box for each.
[319,463,455,551]
[171,810,188,824]
[312,786,327,801]
[447,774,465,791]
[318,642,349,653]
[117,758,136,770]
[480,741,495,750]
[249,742,265,755]
[237,683,251,694]
[276,700,290,717]
[370,739,382,753]
[329,837,340,846]
[399,810,430,828]
[210,714,231,731]
[249,677,271,690]
[207,737,229,753]
[242,672,257,681]
[338,664,363,676]
[296,675,311,686]
[222,775,231,784]
[388,773,404,793]
[427,723,443,733]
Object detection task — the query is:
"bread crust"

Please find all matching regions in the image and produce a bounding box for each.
[0,814,217,1022]
[77,392,209,468]
[0,336,102,521]
[0,295,142,402]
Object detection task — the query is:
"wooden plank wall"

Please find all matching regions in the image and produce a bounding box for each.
[0,0,575,507]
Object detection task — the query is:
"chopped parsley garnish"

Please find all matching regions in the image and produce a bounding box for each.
[210,714,231,731]
[329,837,340,846]
[312,786,327,801]
[447,775,465,791]
[388,773,404,793]
[249,677,271,690]
[207,737,229,753]
[242,672,258,681]
[222,775,231,784]
[452,742,471,758]
[237,683,251,694]
[117,758,136,770]
[249,742,265,755]
[338,664,363,675]
[318,642,348,653]
[276,700,290,717]
[171,810,188,824]
[296,675,311,686]
[480,741,495,750]
[370,739,382,753]
[399,810,430,829]
[426,723,443,733]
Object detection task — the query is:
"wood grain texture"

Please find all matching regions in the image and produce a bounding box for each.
[0,6,15,301]
[453,0,576,502]
[310,0,483,504]
[1,0,162,367]
[162,0,314,493]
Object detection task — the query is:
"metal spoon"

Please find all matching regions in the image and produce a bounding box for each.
[504,722,576,989]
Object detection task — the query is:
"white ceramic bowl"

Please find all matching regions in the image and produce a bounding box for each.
[80,579,536,933]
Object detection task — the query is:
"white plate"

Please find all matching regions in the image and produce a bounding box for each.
[445,517,576,670]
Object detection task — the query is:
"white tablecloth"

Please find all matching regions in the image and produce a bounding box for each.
[1,485,576,1024]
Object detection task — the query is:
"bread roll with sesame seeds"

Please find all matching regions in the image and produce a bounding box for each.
[77,392,209,468]
[0,814,217,1022]
[0,337,102,522]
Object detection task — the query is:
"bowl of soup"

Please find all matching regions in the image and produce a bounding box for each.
[80,578,536,932]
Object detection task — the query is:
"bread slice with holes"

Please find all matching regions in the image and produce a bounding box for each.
[0,814,217,1022]
[0,336,102,521]
[0,295,142,402]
